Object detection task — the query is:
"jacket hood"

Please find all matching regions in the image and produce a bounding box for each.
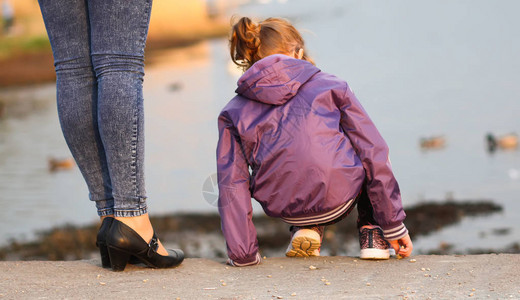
[235,54,320,105]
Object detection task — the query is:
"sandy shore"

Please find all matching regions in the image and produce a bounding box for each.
[0,255,519,299]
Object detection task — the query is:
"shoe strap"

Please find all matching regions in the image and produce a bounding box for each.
[147,233,159,257]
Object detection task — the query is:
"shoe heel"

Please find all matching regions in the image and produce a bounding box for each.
[286,229,321,257]
[98,243,111,268]
[108,247,131,271]
[96,217,114,269]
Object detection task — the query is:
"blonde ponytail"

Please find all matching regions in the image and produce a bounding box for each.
[229,17,313,71]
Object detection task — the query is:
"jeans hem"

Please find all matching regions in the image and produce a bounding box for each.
[94,197,115,217]
[113,207,148,217]
[97,208,115,217]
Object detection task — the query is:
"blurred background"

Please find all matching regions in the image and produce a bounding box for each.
[0,0,519,259]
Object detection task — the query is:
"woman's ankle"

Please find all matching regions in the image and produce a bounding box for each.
[100,214,114,221]
[115,214,153,237]
[114,214,168,256]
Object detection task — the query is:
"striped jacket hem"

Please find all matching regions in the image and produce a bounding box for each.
[280,198,355,226]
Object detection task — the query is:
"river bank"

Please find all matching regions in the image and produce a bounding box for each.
[0,28,229,119]
[1,200,515,262]
[0,30,229,88]
[0,0,230,87]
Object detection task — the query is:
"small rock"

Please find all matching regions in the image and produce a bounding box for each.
[469,293,474,297]
[421,268,426,271]
[321,278,327,282]
[291,292,297,296]
[309,265,317,270]
[99,282,106,286]
[96,274,101,279]
[325,282,331,286]
[263,256,267,259]
[366,283,371,286]
[409,259,417,263]
[472,288,476,291]
[267,275,272,278]
[221,283,227,286]
[143,279,148,283]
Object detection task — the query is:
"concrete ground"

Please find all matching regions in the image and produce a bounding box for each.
[0,255,519,299]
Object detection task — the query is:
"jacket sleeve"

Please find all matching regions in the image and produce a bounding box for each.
[216,113,260,265]
[336,84,408,240]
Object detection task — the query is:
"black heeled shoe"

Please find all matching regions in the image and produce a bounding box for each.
[96,217,145,268]
[96,217,114,268]
[106,218,184,271]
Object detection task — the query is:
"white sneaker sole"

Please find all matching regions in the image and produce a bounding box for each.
[285,229,321,257]
[360,248,390,260]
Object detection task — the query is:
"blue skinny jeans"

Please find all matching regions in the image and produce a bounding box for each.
[38,0,152,217]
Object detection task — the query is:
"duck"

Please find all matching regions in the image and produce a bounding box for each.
[48,157,75,172]
[420,136,446,150]
[486,133,518,152]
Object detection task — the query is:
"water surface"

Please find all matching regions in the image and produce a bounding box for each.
[1,0,519,253]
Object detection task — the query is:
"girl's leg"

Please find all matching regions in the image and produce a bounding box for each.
[356,187,390,259]
[356,187,378,228]
[86,0,169,255]
[38,0,114,216]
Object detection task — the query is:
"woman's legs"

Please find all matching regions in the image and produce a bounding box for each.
[88,0,151,217]
[86,0,170,255]
[38,0,115,216]
[40,0,170,259]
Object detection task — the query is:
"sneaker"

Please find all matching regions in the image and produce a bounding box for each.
[285,226,323,257]
[359,227,390,260]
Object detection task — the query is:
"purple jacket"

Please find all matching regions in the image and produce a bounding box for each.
[217,54,407,265]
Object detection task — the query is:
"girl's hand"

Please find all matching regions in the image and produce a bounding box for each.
[388,234,413,258]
